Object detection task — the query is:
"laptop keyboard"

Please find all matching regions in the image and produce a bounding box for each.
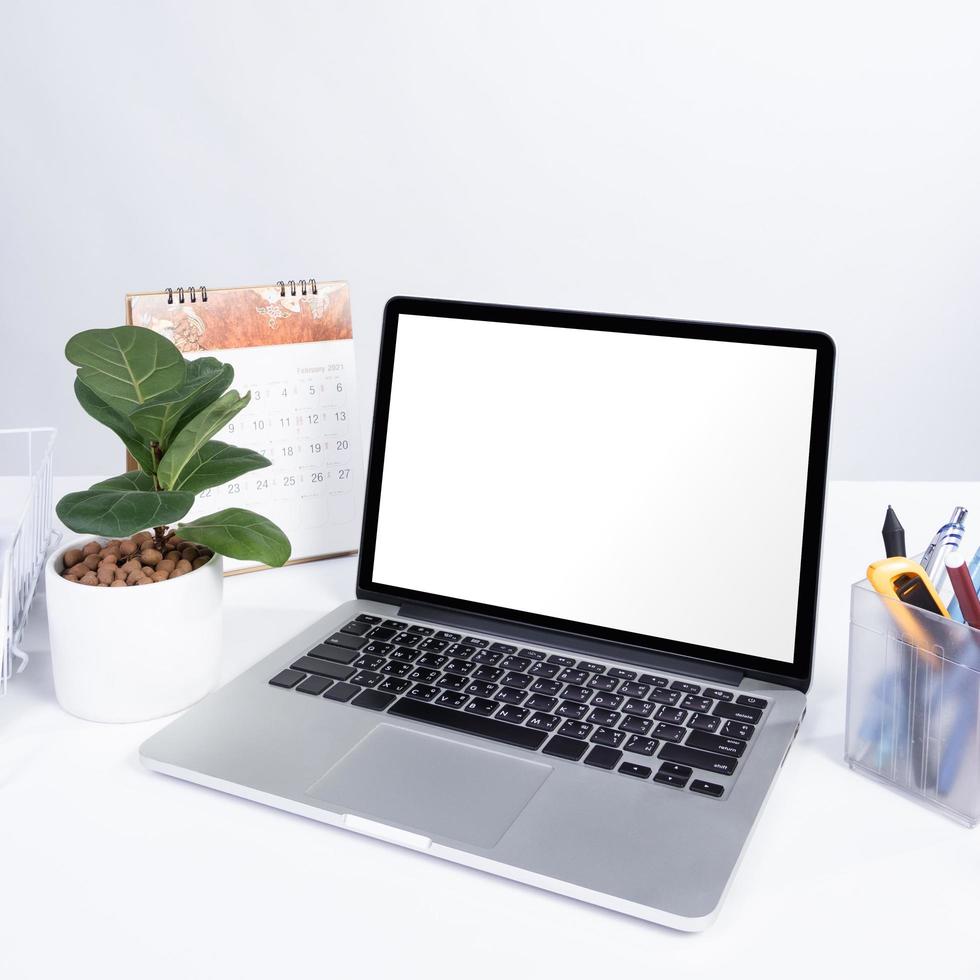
[269,614,771,799]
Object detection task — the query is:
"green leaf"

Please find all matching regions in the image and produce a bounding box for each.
[169,440,271,493]
[130,357,234,447]
[178,508,291,567]
[66,326,185,417]
[56,488,195,538]
[91,470,157,491]
[157,390,251,490]
[74,378,156,474]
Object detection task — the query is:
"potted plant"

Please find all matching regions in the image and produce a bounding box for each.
[45,325,291,722]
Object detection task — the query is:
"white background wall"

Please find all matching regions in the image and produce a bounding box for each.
[2,1,978,479]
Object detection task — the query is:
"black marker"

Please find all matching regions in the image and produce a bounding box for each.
[881,505,906,558]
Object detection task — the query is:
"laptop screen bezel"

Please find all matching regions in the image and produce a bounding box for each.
[356,296,835,689]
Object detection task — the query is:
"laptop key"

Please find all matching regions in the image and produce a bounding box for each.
[547,654,576,667]
[690,779,725,798]
[623,698,654,718]
[648,688,681,706]
[393,632,421,647]
[659,762,693,778]
[681,695,712,712]
[355,654,386,671]
[367,626,397,641]
[713,702,763,725]
[688,713,721,733]
[588,675,618,692]
[471,650,502,666]
[445,658,475,675]
[543,735,589,761]
[620,715,653,735]
[269,668,305,689]
[736,694,768,709]
[583,745,622,769]
[409,667,440,684]
[588,708,621,727]
[465,697,499,716]
[639,674,669,687]
[388,697,547,749]
[501,671,532,689]
[355,614,382,625]
[325,632,367,651]
[466,681,498,698]
[291,656,355,681]
[620,682,650,699]
[653,770,689,788]
[557,720,592,740]
[721,720,755,740]
[494,686,528,704]
[447,643,478,659]
[624,735,659,756]
[296,674,333,695]
[352,689,396,711]
[462,636,489,648]
[557,668,589,685]
[528,662,560,679]
[473,665,504,682]
[360,641,395,658]
[655,706,687,725]
[309,644,359,665]
[381,660,412,677]
[437,672,469,691]
[669,680,701,694]
[382,619,408,630]
[703,688,734,702]
[350,670,383,688]
[435,630,461,642]
[607,668,637,681]
[531,679,562,697]
[341,620,372,636]
[323,681,359,702]
[406,684,440,702]
[591,726,626,748]
[496,705,530,724]
[660,744,738,776]
[556,700,589,719]
[378,677,411,694]
[526,694,558,712]
[560,684,591,703]
[436,690,468,709]
[390,648,420,664]
[500,655,531,672]
[686,731,747,757]
[416,653,448,669]
[527,712,561,732]
[489,642,518,656]
[418,638,448,653]
[618,762,651,779]
[591,691,622,710]
[653,722,686,742]
[577,661,606,674]
[408,624,434,636]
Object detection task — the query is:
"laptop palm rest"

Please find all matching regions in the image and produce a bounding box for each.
[307,724,552,848]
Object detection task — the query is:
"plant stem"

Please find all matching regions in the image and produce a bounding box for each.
[154,525,168,551]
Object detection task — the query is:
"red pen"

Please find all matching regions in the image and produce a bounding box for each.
[946,552,980,629]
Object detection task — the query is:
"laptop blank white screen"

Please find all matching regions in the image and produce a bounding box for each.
[371,314,817,664]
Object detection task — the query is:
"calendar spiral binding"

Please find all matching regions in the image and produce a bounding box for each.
[164,280,318,304]
[166,285,208,304]
[277,278,318,297]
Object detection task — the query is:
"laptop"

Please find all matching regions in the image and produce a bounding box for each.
[140,297,835,930]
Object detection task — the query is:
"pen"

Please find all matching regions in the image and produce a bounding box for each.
[921,506,967,597]
[881,505,906,558]
[946,552,980,628]
[948,544,980,623]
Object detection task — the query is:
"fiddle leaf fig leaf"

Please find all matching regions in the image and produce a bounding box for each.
[66,326,185,417]
[130,357,234,447]
[168,440,271,494]
[178,508,291,567]
[56,488,195,538]
[157,390,251,490]
[74,378,155,474]
[91,470,157,492]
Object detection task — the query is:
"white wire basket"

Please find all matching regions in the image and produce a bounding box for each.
[0,427,57,695]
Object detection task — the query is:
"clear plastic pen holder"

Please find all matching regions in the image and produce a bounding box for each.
[846,579,980,826]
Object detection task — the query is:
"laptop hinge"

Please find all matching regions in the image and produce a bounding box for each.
[398,602,745,687]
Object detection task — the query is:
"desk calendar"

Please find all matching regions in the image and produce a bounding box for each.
[125,280,362,574]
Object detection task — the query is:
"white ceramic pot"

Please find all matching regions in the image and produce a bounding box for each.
[45,537,224,723]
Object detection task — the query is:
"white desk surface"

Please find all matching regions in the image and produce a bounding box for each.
[3,479,979,979]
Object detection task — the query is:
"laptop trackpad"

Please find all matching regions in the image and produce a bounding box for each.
[307,724,552,848]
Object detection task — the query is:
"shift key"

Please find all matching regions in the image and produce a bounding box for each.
[659,743,738,776]
[291,656,355,681]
